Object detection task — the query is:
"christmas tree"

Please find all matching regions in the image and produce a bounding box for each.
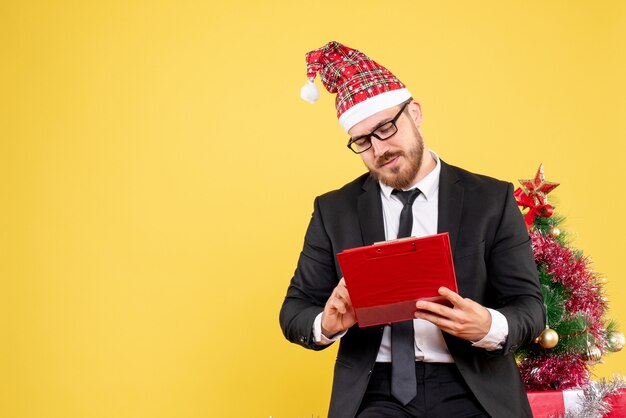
[514,165,624,390]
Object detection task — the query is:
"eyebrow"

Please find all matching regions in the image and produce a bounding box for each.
[350,118,394,141]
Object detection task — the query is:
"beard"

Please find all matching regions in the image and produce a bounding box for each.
[366,127,425,190]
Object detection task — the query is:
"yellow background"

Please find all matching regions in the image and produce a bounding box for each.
[2,1,625,417]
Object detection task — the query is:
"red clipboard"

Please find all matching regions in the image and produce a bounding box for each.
[336,233,457,327]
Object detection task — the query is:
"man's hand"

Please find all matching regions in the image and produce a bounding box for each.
[414,287,492,342]
[321,278,357,337]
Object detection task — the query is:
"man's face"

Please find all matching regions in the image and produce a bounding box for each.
[348,101,424,189]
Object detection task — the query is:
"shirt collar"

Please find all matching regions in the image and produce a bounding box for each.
[379,150,441,201]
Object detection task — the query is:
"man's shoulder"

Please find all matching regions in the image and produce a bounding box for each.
[443,161,511,192]
[317,172,372,203]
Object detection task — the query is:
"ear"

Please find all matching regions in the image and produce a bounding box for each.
[407,101,423,126]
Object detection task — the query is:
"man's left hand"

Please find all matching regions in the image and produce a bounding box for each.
[414,287,491,342]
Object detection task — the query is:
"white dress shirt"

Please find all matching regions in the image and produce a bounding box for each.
[313,151,508,361]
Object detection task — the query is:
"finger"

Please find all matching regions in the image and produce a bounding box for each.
[414,310,455,331]
[328,298,348,315]
[416,299,455,319]
[335,285,352,306]
[438,287,466,307]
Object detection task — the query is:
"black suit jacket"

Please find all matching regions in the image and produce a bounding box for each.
[279,161,545,418]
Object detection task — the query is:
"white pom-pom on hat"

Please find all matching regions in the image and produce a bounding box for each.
[300,79,320,103]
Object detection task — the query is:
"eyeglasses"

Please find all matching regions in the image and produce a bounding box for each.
[346,100,411,154]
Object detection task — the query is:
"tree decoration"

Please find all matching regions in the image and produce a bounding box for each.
[585,342,603,365]
[607,331,625,353]
[514,164,560,228]
[561,377,626,418]
[514,164,620,390]
[549,227,561,238]
[535,327,560,349]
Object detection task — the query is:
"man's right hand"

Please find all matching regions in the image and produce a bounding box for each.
[321,278,357,337]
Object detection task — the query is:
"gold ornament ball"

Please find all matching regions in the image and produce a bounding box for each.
[535,328,559,349]
[585,344,602,364]
[607,332,625,352]
[549,227,561,238]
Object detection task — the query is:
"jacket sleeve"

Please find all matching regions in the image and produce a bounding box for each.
[488,183,546,355]
[279,197,341,351]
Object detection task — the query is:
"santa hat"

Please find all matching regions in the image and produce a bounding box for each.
[300,41,412,133]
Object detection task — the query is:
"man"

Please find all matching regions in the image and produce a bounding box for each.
[279,41,545,418]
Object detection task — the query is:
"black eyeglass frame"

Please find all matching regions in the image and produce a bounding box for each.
[346,100,412,154]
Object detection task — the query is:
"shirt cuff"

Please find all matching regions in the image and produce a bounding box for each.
[471,308,508,351]
[312,312,347,345]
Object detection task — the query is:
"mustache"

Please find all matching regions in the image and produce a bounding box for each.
[375,151,403,168]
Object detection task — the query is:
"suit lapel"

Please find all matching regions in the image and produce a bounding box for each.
[357,175,386,245]
[437,161,464,257]
[357,162,464,250]
[354,175,387,366]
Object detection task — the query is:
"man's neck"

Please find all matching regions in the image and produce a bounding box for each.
[411,148,437,185]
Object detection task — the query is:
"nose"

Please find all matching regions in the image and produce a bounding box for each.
[369,137,389,158]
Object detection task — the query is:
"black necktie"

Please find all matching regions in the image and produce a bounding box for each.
[390,188,421,405]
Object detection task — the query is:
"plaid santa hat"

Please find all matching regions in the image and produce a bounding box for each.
[300,41,412,133]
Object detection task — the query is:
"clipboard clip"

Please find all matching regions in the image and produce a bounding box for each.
[368,239,417,257]
[373,236,416,245]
